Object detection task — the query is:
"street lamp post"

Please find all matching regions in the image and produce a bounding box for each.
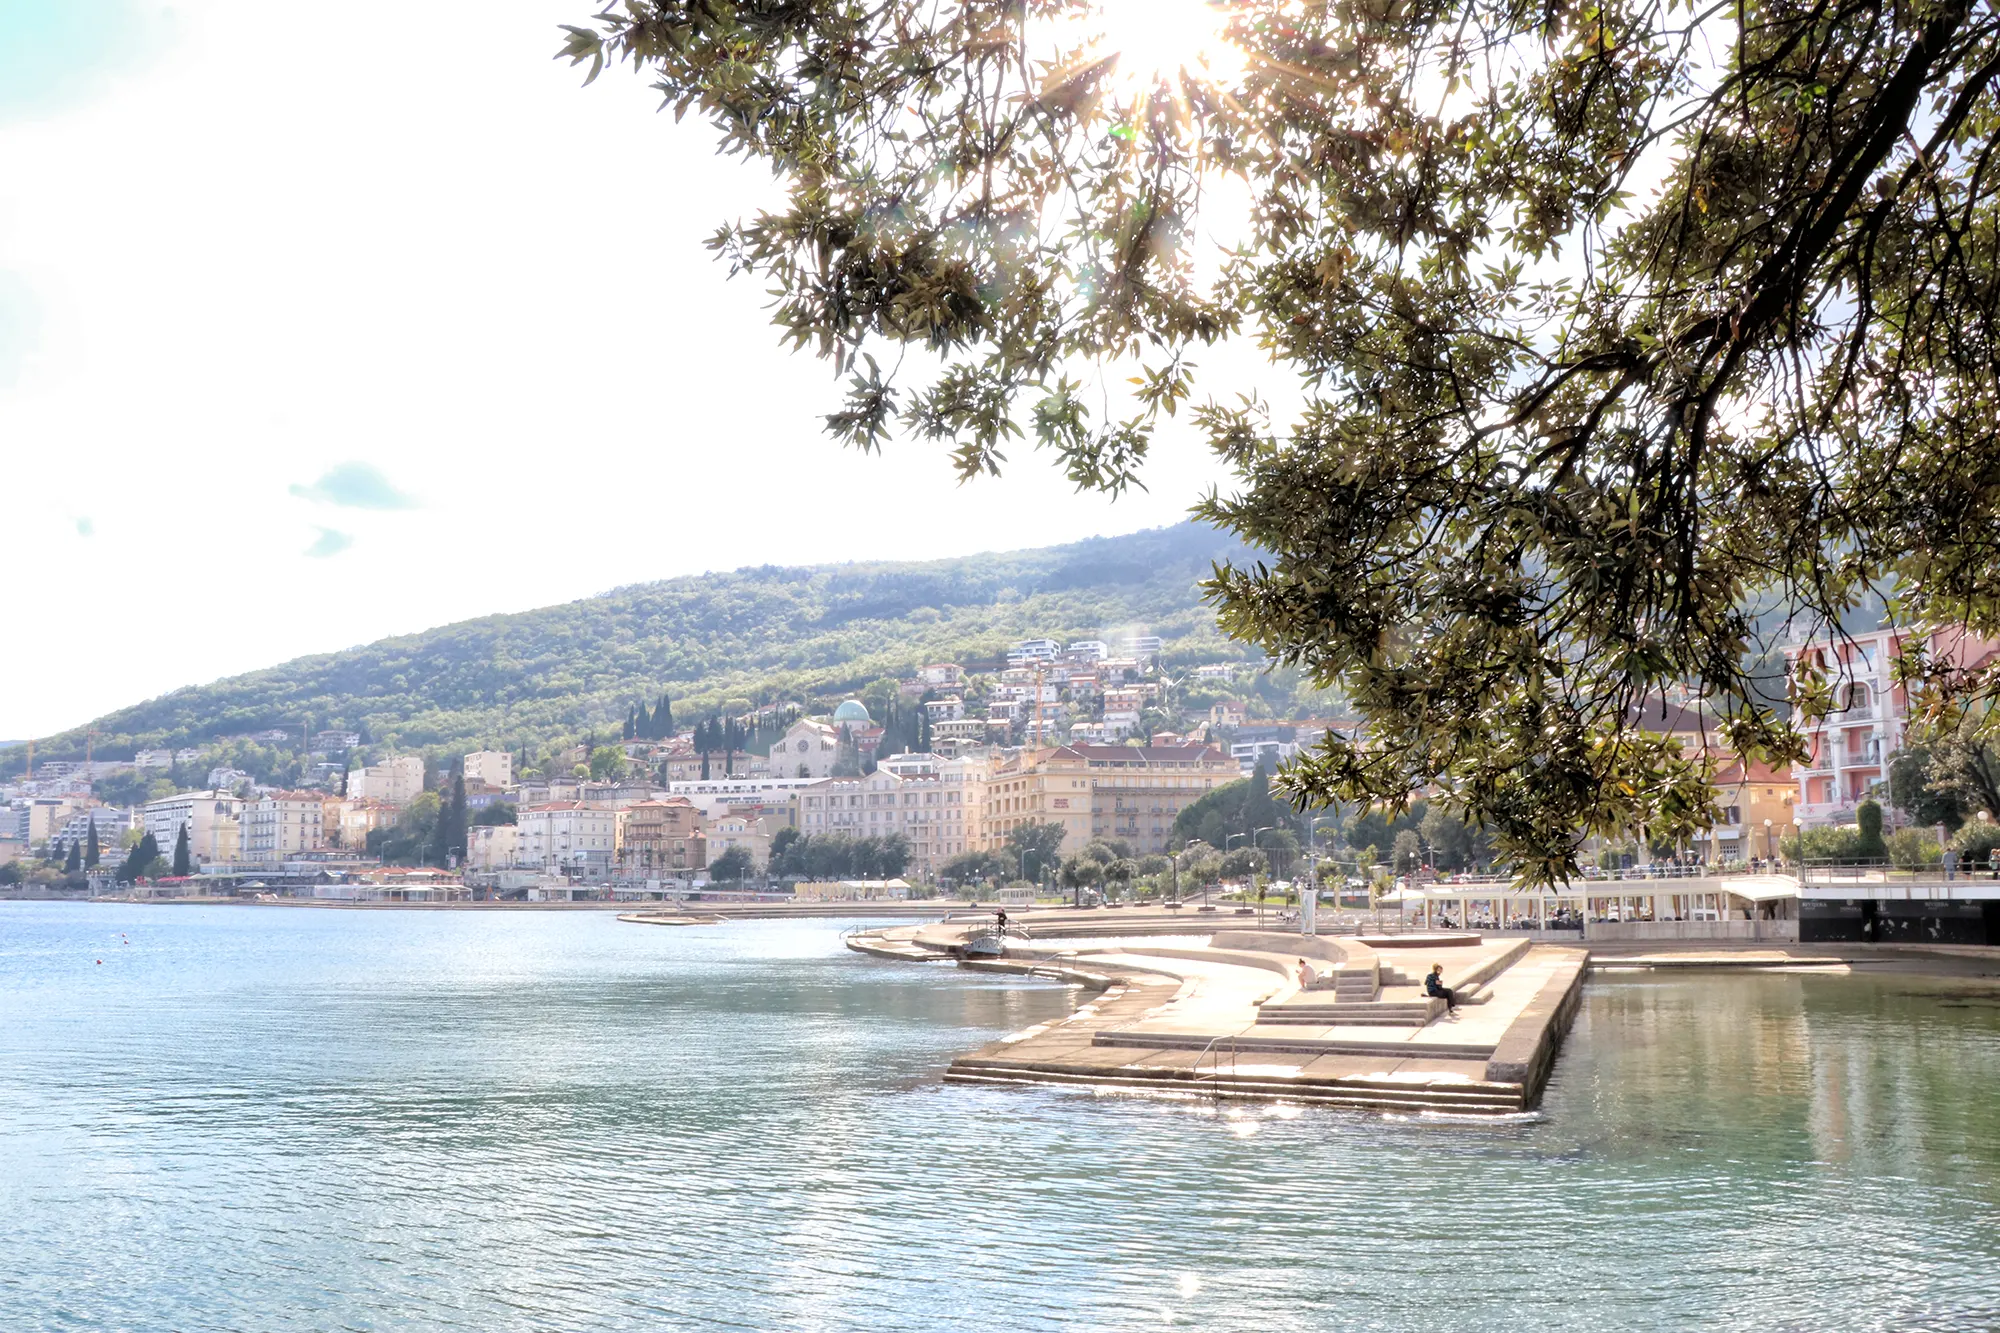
[1302,817,1318,938]
[1249,826,1274,926]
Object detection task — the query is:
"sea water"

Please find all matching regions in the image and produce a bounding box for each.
[2,902,1997,1331]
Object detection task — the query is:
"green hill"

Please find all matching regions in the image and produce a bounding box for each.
[4,523,1263,774]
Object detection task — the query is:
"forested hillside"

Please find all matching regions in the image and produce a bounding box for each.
[3,524,1257,770]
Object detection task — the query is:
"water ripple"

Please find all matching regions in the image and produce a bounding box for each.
[2,903,1998,1331]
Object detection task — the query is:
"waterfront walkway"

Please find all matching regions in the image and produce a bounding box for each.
[842,908,2000,1114]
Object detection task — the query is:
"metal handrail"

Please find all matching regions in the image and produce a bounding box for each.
[1191,1034,1238,1100]
[1797,859,2000,883]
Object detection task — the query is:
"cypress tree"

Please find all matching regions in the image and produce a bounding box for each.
[658,694,674,738]
[425,801,449,867]
[450,768,468,860]
[65,839,82,872]
[84,820,100,869]
[141,831,160,873]
[1244,759,1279,837]
[172,823,191,877]
[636,701,652,740]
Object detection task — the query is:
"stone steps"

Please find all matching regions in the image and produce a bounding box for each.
[843,935,947,962]
[945,1058,1525,1114]
[1090,1028,1496,1062]
[1256,1002,1440,1027]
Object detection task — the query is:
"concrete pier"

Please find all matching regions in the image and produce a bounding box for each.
[847,911,1592,1115]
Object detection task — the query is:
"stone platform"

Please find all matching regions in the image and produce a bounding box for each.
[846,910,1589,1115]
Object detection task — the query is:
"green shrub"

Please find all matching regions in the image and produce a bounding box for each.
[1784,825,1863,862]
[1886,827,1943,870]
[1950,821,2000,862]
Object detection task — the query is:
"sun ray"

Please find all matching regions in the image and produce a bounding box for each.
[1035,0,1249,117]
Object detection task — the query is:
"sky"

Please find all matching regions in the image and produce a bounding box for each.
[0,0,1246,742]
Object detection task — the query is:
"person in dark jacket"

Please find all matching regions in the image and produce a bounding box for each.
[1426,964,1461,1013]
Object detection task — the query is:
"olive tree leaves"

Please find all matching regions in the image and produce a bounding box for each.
[568,0,2000,881]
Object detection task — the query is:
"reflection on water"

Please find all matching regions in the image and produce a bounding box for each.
[2,904,1998,1331]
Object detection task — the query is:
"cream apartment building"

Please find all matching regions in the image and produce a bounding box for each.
[237,791,327,862]
[983,742,1237,857]
[348,755,425,806]
[517,801,620,876]
[797,753,987,876]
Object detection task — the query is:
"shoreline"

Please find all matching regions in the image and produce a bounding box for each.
[0,895,987,918]
[846,911,2000,1116]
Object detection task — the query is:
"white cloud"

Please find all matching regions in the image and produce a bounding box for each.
[289,461,418,511]
[0,0,1246,739]
[303,527,355,560]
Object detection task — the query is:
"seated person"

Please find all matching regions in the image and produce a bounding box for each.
[1425,963,1461,1012]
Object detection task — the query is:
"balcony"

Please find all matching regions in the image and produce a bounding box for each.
[1844,740,1884,767]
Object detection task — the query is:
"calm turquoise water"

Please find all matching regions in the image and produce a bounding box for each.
[3,903,1999,1331]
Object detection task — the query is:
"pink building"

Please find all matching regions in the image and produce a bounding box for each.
[1785,625,1999,827]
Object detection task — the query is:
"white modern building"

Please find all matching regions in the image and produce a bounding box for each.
[143,790,243,866]
[463,750,515,790]
[1007,638,1061,666]
[50,806,140,855]
[668,776,817,819]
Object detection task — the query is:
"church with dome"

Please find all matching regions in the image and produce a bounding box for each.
[768,700,885,779]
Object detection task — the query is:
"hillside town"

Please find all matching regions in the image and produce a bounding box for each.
[4,625,1997,902]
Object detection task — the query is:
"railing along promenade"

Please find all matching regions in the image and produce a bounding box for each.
[1795,860,2000,900]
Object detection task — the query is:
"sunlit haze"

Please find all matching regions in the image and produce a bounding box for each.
[0,0,1235,741]
[1086,0,1247,93]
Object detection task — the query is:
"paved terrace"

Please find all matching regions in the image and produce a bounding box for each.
[847,910,1591,1116]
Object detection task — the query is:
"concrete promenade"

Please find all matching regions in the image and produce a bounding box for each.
[843,908,2000,1115]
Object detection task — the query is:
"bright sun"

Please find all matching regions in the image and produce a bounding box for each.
[1047,0,1248,102]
